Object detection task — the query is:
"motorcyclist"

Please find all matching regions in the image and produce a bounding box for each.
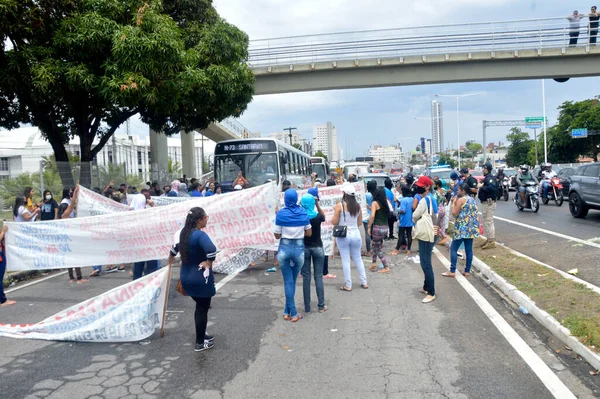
[516,165,538,205]
[538,162,556,199]
[496,167,506,182]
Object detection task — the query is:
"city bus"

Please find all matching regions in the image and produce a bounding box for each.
[214,138,311,191]
[343,162,370,180]
[310,157,330,183]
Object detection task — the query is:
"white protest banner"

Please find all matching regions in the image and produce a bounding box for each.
[281,183,366,256]
[77,186,129,217]
[5,182,279,271]
[212,248,267,274]
[0,267,169,342]
[151,196,190,207]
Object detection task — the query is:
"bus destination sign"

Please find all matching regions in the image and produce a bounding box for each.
[218,141,277,153]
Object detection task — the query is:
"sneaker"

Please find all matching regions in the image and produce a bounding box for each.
[105,267,118,274]
[318,306,328,313]
[204,334,214,343]
[117,267,126,272]
[195,341,214,352]
[482,241,497,250]
[422,295,436,304]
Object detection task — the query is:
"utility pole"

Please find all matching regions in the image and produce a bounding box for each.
[283,127,297,146]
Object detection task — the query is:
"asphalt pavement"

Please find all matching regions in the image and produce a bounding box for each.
[491,194,600,287]
[0,239,597,398]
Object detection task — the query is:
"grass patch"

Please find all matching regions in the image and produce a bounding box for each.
[473,237,600,350]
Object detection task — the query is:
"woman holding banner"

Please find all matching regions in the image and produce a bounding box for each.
[59,186,88,284]
[0,225,16,307]
[176,207,218,352]
[274,189,312,323]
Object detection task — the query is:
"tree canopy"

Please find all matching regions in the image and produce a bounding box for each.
[506,127,534,167]
[0,0,255,185]
[314,150,327,160]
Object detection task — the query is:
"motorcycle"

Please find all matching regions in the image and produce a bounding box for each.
[514,181,539,213]
[497,177,510,201]
[541,176,564,207]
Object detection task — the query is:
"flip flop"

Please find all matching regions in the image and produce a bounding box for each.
[290,314,304,323]
[361,284,369,289]
[340,286,352,292]
[323,274,337,279]
[441,272,456,278]
[0,300,16,307]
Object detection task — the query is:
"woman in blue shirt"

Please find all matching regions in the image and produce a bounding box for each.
[170,207,218,352]
[390,185,414,256]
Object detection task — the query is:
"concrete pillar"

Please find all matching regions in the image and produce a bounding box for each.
[149,128,168,182]
[181,130,196,179]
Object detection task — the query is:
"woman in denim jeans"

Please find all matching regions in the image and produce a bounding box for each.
[274,189,312,322]
[300,193,327,313]
[333,184,368,291]
[442,184,480,278]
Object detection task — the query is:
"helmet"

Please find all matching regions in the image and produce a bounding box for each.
[520,165,529,172]
[545,162,552,170]
[483,162,493,172]
[498,167,504,173]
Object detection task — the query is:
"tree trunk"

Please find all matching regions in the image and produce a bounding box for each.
[48,138,76,189]
[79,133,94,188]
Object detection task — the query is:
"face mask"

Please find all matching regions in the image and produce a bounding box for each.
[45,195,52,200]
[416,186,426,194]
[69,192,73,198]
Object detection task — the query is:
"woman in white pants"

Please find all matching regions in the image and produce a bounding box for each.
[333,184,368,291]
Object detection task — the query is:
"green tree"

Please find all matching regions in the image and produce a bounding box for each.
[0,0,254,186]
[506,127,534,167]
[466,142,483,154]
[437,153,457,169]
[292,143,302,151]
[548,98,600,162]
[314,150,327,160]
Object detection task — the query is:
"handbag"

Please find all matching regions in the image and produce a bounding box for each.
[332,201,347,238]
[176,279,187,296]
[412,196,435,242]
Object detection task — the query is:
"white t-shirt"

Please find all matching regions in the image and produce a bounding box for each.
[14,206,31,222]
[129,193,147,210]
[60,198,75,218]
[568,15,584,28]
[274,224,311,239]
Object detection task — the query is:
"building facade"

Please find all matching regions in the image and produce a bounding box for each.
[431,101,444,154]
[313,122,338,161]
[368,145,403,163]
[268,131,303,146]
[0,127,214,183]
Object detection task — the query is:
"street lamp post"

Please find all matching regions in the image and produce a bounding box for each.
[435,93,481,169]
[283,127,297,146]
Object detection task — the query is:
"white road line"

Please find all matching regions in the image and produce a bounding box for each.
[216,273,238,291]
[5,271,68,294]
[494,215,600,249]
[433,248,576,399]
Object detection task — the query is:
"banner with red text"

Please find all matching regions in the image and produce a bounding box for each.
[0,267,169,342]
[5,183,279,271]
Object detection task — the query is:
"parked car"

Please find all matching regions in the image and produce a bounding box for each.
[424,168,453,189]
[557,167,575,196]
[568,163,600,218]
[470,170,484,182]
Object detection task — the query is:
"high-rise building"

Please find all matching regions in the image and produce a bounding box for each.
[268,131,302,146]
[368,145,402,163]
[313,122,338,161]
[431,101,444,154]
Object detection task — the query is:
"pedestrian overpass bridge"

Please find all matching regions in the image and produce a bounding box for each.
[248,17,600,94]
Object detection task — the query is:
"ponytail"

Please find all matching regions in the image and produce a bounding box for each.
[179,207,207,264]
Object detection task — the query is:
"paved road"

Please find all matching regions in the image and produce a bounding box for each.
[490,197,600,287]
[0,243,596,398]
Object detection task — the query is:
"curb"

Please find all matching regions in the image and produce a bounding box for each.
[470,255,600,371]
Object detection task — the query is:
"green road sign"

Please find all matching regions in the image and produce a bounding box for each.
[525,117,547,123]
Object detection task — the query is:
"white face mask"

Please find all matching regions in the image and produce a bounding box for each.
[46,195,52,200]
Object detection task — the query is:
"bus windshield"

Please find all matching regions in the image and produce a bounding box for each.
[215,153,279,188]
[312,164,327,181]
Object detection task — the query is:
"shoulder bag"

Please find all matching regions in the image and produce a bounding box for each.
[332,201,347,238]
[176,279,187,296]
[412,196,436,241]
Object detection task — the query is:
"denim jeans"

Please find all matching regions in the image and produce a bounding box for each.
[133,260,159,280]
[541,181,549,198]
[418,240,436,296]
[450,238,473,273]
[93,266,102,274]
[0,250,7,304]
[302,246,325,312]
[278,239,305,317]
[362,221,371,252]
[337,230,367,289]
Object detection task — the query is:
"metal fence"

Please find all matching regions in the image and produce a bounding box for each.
[249,17,596,67]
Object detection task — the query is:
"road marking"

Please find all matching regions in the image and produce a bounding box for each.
[216,273,238,291]
[494,215,600,249]
[433,248,576,399]
[5,271,67,294]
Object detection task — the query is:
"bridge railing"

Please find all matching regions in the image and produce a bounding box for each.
[216,117,254,139]
[249,17,594,67]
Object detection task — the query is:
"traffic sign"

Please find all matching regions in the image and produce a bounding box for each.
[525,123,542,129]
[571,128,588,138]
[525,117,547,123]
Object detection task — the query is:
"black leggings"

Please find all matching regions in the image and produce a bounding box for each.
[192,297,212,344]
[396,227,413,251]
[387,215,396,238]
[68,268,82,280]
[323,255,329,275]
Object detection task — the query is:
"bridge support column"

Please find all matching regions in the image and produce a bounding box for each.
[149,128,168,183]
[181,130,197,179]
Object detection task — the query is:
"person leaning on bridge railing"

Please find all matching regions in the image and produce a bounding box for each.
[589,6,599,45]
[567,10,587,47]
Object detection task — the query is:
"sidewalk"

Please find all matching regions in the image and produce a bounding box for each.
[0,244,574,398]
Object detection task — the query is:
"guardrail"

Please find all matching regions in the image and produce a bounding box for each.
[249,16,597,67]
[216,117,254,139]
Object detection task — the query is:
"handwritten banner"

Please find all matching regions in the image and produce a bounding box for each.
[5,183,279,271]
[0,267,169,342]
[77,186,129,217]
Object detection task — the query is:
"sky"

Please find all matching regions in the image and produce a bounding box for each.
[122,0,600,158]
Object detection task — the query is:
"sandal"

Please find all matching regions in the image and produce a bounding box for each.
[441,272,456,278]
[0,300,16,307]
[290,314,304,323]
[283,314,291,321]
[377,268,390,274]
[340,286,352,292]
[77,279,89,284]
[368,265,378,272]
[323,274,337,279]
[89,270,101,277]
[462,272,471,278]
[419,288,428,295]
[388,250,400,256]
[361,284,369,289]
